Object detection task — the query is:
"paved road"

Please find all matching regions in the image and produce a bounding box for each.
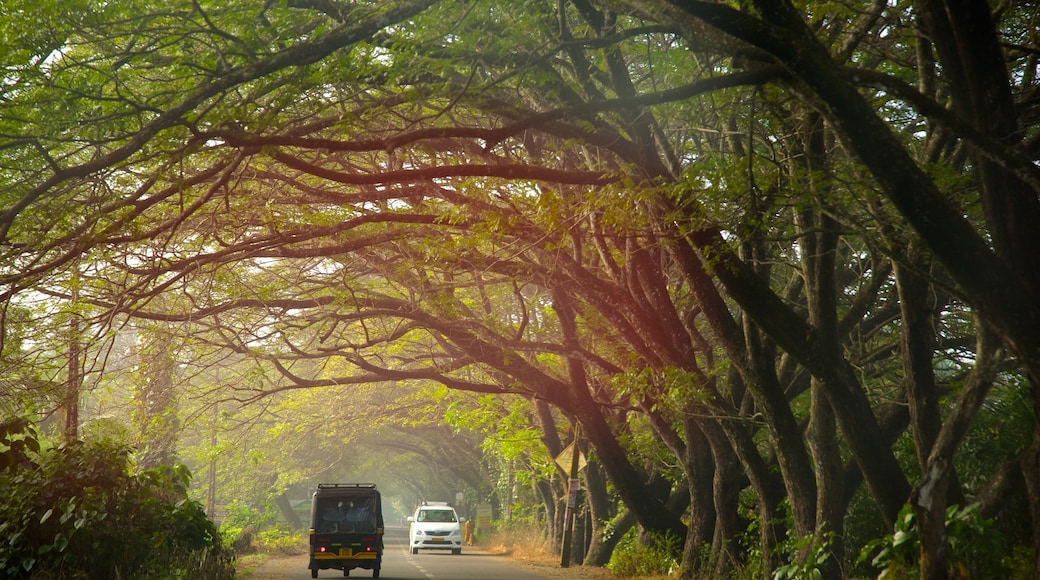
[252,527,573,580]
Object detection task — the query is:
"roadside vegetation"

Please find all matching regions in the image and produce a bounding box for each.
[0,418,235,579]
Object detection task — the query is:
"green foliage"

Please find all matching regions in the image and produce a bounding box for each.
[0,419,234,579]
[957,378,1034,490]
[219,498,281,554]
[254,528,307,553]
[858,503,1007,579]
[0,418,40,471]
[607,527,681,577]
[221,498,280,532]
[772,529,835,580]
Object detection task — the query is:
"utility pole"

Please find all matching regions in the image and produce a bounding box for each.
[559,426,582,568]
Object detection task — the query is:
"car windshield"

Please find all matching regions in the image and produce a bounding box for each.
[417,509,456,523]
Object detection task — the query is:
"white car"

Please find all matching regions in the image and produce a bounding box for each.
[407,502,465,555]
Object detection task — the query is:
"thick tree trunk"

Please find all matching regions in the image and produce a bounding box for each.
[582,460,611,565]
[794,118,843,578]
[912,460,951,580]
[1020,429,1040,580]
[553,290,687,541]
[532,397,563,547]
[809,382,843,580]
[276,492,303,530]
[894,247,942,473]
[913,7,1040,575]
[666,229,820,535]
[679,418,716,577]
[586,508,637,566]
[703,419,745,578]
[912,323,1001,579]
[668,220,910,526]
[575,403,686,539]
[534,478,559,550]
[895,248,949,577]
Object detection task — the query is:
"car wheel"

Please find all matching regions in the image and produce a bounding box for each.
[452,548,461,555]
[411,547,418,554]
[373,566,380,579]
[311,569,318,578]
[343,568,349,576]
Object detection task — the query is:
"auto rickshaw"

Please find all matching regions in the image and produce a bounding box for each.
[308,483,384,578]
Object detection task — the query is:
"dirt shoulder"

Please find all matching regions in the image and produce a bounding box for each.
[482,546,617,579]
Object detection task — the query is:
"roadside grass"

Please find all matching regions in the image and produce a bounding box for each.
[479,523,671,580]
[231,527,308,576]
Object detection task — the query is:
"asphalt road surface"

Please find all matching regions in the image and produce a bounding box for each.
[249,526,594,580]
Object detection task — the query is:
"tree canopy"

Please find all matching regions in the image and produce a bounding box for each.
[2,0,1039,578]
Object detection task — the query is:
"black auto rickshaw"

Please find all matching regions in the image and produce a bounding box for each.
[308,483,384,578]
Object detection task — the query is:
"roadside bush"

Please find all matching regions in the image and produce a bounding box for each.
[255,528,307,554]
[482,521,553,559]
[607,527,680,577]
[857,503,1008,579]
[219,499,283,555]
[0,417,235,579]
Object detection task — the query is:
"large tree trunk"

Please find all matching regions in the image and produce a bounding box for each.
[914,5,1040,576]
[684,224,912,526]
[534,478,560,551]
[794,110,843,579]
[895,247,949,578]
[553,290,687,541]
[913,323,1002,579]
[532,398,563,547]
[1020,430,1040,580]
[276,491,303,530]
[679,418,716,577]
[582,460,611,565]
[808,385,843,579]
[894,247,944,472]
[575,403,686,539]
[666,224,818,518]
[703,417,745,578]
[586,508,637,566]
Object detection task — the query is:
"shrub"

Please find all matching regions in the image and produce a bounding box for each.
[219,499,281,555]
[772,529,835,580]
[858,503,1008,579]
[0,417,235,579]
[483,521,553,559]
[607,527,680,577]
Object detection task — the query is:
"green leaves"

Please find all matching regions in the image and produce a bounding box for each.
[0,418,40,472]
[0,419,228,578]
